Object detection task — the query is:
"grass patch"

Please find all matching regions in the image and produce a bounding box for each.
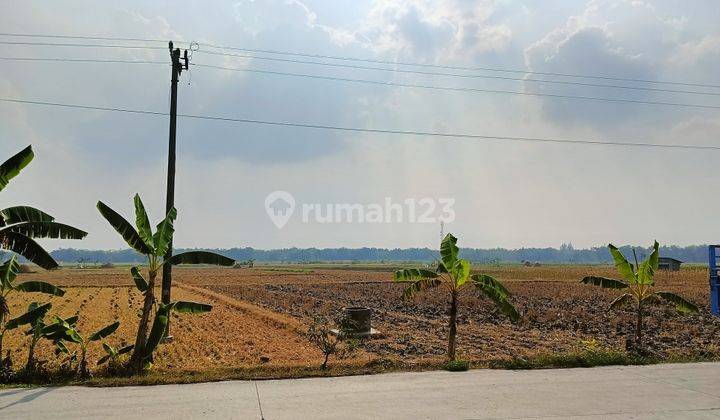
[443,359,470,372]
[2,352,718,389]
[492,349,651,369]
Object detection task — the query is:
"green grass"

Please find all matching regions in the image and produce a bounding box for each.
[489,348,720,370]
[3,351,718,389]
[443,359,470,371]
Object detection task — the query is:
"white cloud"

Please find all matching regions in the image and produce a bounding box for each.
[354,0,512,60]
[2,0,720,250]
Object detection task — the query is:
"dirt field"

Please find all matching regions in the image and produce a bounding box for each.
[3,265,719,377]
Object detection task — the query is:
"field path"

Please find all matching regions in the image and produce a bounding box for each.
[1,362,719,419]
[176,282,306,333]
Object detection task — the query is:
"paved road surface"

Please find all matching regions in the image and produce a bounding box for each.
[2,363,720,419]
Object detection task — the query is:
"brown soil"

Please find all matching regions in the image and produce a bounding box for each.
[4,265,718,376]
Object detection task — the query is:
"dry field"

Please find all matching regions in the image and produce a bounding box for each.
[4,264,719,379]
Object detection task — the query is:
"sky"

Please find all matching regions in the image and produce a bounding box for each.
[1,0,720,251]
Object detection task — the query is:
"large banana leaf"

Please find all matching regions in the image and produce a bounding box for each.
[609,293,633,309]
[153,207,177,257]
[581,276,629,289]
[394,268,439,282]
[0,254,20,289]
[471,274,510,298]
[96,201,153,255]
[40,315,79,341]
[608,244,636,284]
[2,221,87,240]
[41,321,74,341]
[130,266,148,292]
[636,241,659,285]
[401,277,442,300]
[143,306,170,358]
[0,230,58,269]
[133,194,154,249]
[164,251,235,266]
[88,321,120,341]
[473,278,520,323]
[451,259,471,287]
[655,291,699,314]
[0,145,33,192]
[439,233,459,272]
[14,281,65,296]
[172,301,213,313]
[0,206,54,225]
[5,302,51,330]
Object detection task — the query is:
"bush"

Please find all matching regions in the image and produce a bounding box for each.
[493,349,648,370]
[444,359,470,371]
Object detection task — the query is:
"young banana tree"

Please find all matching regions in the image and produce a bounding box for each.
[394,233,519,361]
[3,301,52,370]
[581,241,698,350]
[41,316,121,377]
[98,342,134,366]
[0,255,64,359]
[1,146,87,269]
[97,194,234,370]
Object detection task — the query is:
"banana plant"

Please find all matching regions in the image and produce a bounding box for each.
[394,233,519,361]
[97,194,234,370]
[581,241,698,350]
[4,301,52,370]
[1,146,88,269]
[42,316,121,377]
[0,255,64,359]
[98,342,134,366]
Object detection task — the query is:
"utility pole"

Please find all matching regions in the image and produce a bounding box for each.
[162,41,188,312]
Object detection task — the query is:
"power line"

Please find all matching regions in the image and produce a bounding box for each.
[197,43,720,90]
[0,56,166,64]
[0,32,178,44]
[0,40,167,50]
[192,62,720,111]
[1,32,718,90]
[1,97,718,151]
[198,49,720,97]
[4,48,716,98]
[6,48,715,108]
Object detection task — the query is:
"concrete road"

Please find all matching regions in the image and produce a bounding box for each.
[2,363,720,419]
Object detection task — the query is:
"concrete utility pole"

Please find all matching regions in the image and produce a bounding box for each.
[162,41,188,311]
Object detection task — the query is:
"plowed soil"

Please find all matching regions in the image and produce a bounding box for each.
[4,265,719,374]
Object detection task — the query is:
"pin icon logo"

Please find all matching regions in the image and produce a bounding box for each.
[265,191,295,229]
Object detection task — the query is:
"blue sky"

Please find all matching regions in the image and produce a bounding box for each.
[1,0,720,250]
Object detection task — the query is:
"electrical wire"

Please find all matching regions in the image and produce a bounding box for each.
[0,57,167,64]
[192,62,720,111]
[0,40,167,50]
[1,97,718,151]
[197,49,720,97]
[1,32,718,90]
[196,43,720,90]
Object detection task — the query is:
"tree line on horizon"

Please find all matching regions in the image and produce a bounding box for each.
[38,243,712,265]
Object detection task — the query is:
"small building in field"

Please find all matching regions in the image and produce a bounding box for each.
[658,257,682,271]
